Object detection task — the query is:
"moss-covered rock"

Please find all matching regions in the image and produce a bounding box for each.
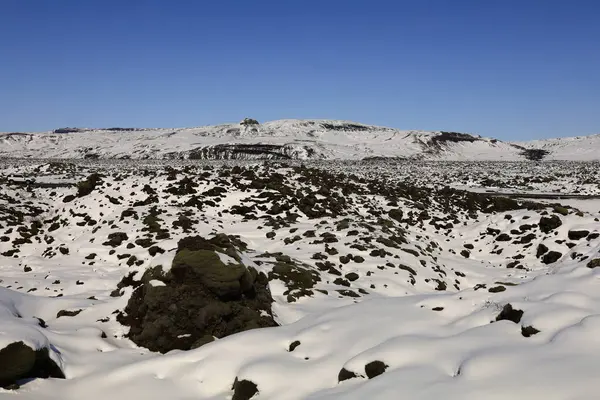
[117,234,277,354]
[171,249,253,299]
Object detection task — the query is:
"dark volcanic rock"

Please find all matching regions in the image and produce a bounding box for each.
[388,208,403,222]
[103,232,128,247]
[0,342,64,389]
[495,233,512,242]
[56,309,82,318]
[232,378,259,400]
[495,304,523,324]
[117,235,277,353]
[538,215,562,234]
[488,285,506,293]
[587,259,600,269]
[536,243,549,258]
[338,368,359,382]
[587,232,599,241]
[521,149,549,161]
[521,325,541,337]
[364,360,388,379]
[542,251,562,264]
[568,230,590,240]
[76,173,103,197]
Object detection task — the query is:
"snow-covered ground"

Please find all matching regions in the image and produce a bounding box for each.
[2,119,599,160]
[1,159,599,399]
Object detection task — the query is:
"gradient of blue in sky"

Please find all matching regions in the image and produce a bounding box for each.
[1,0,599,139]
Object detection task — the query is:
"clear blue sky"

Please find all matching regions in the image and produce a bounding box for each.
[1,0,599,139]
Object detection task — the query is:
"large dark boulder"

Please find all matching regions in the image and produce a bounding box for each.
[117,234,277,353]
[0,342,64,389]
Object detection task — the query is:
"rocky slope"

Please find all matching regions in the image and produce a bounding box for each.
[2,119,598,161]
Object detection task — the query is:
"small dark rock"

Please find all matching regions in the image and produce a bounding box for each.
[57,309,82,318]
[536,243,549,258]
[495,304,523,324]
[338,368,359,382]
[568,230,590,240]
[495,233,512,242]
[488,285,506,293]
[539,215,562,233]
[345,272,359,281]
[364,360,388,379]
[587,258,600,269]
[232,378,259,400]
[288,340,301,352]
[541,251,562,264]
[521,325,540,337]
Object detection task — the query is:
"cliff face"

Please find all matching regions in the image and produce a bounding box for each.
[166,143,317,160]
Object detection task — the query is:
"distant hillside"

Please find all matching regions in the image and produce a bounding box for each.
[1,119,598,160]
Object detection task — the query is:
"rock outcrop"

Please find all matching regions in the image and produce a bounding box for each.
[117,234,277,353]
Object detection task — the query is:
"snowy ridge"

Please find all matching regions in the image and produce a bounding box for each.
[516,133,600,161]
[3,119,598,160]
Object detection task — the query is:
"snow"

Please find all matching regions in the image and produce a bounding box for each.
[0,159,599,399]
[4,265,600,399]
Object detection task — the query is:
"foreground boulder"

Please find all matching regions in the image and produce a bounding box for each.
[117,234,277,353]
[0,341,64,389]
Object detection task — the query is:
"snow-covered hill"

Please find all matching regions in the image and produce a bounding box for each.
[515,133,600,161]
[2,119,597,160]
